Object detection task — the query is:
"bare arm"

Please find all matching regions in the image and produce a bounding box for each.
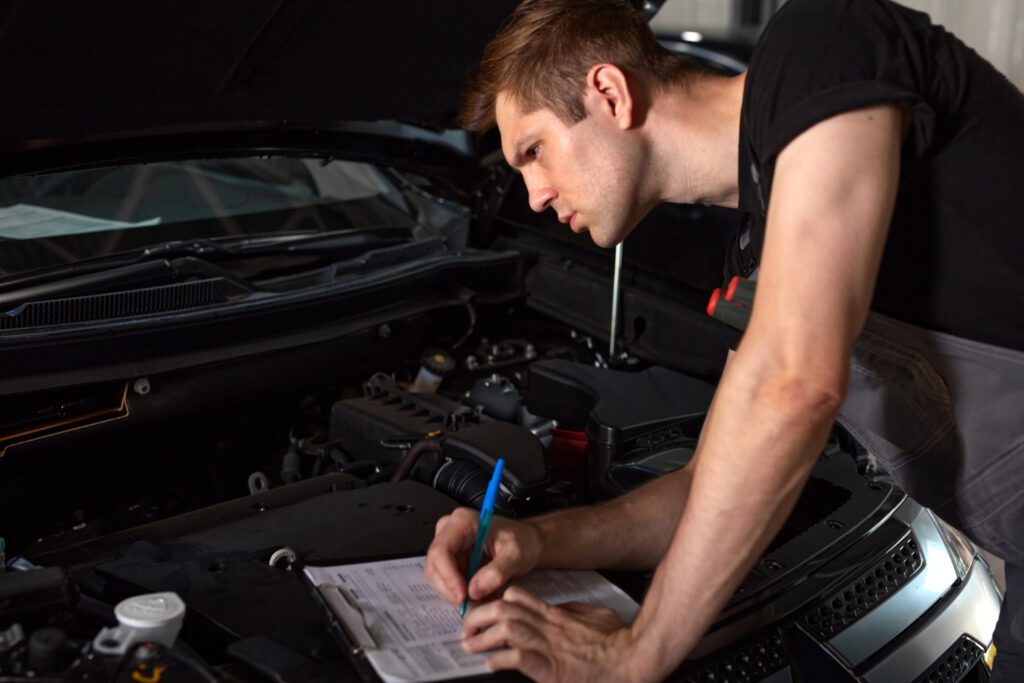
[426,461,695,605]
[530,463,693,571]
[628,103,905,680]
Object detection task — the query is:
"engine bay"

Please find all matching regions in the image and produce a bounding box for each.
[0,302,891,680]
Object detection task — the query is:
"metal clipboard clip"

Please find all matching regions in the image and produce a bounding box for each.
[318,584,379,654]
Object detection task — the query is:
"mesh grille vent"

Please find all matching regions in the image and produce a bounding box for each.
[912,635,984,683]
[0,280,225,330]
[802,534,924,640]
[681,629,787,683]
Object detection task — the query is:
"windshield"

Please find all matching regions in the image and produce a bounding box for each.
[0,158,416,276]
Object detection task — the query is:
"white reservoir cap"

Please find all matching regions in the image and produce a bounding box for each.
[115,592,186,629]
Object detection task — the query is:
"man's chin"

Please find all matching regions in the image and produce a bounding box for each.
[588,228,624,249]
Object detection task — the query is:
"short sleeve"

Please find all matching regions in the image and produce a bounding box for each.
[744,0,936,166]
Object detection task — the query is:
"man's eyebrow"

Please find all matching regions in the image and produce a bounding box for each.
[508,133,537,169]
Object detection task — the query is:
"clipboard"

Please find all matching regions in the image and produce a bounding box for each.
[300,555,638,683]
[301,564,390,683]
[299,557,517,683]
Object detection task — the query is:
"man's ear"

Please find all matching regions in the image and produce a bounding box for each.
[584,64,635,129]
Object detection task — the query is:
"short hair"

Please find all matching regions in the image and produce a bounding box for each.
[459,0,697,132]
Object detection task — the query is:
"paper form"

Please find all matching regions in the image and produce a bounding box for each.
[305,556,640,683]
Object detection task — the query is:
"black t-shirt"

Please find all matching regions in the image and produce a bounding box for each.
[738,0,1024,351]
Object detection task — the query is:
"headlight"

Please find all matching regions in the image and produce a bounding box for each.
[928,510,975,580]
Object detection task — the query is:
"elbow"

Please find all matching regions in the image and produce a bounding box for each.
[740,333,850,424]
[762,372,847,426]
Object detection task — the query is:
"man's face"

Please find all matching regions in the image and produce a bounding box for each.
[495,92,647,248]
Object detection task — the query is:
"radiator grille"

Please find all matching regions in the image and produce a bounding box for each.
[680,629,787,683]
[0,279,227,330]
[802,534,924,640]
[913,635,984,683]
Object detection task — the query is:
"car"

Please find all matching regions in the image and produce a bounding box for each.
[0,1,1001,681]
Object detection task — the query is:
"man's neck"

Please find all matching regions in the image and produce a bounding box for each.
[645,71,746,209]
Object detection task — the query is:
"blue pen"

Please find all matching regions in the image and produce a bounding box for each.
[460,458,505,618]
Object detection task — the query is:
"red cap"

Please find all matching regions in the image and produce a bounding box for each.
[724,276,741,301]
[706,288,722,317]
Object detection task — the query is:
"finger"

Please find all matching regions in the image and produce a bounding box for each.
[469,533,526,600]
[424,544,464,604]
[468,563,511,601]
[462,599,536,639]
[487,648,552,682]
[557,601,594,616]
[502,586,552,618]
[425,511,478,603]
[557,601,616,618]
[463,615,544,654]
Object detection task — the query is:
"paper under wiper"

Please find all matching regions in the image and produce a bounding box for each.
[0,204,160,240]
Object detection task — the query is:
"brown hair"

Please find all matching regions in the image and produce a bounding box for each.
[459,0,696,132]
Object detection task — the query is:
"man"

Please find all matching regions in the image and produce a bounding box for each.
[423,1,1024,681]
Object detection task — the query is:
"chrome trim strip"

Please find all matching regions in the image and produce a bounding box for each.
[862,560,1001,683]
[828,505,957,665]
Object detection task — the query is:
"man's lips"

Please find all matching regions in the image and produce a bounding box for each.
[558,212,580,232]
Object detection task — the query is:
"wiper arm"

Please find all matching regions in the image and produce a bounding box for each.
[0,227,414,299]
[0,228,416,311]
[143,227,414,261]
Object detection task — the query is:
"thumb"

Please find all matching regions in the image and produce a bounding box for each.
[468,550,525,600]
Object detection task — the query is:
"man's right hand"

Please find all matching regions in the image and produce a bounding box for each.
[424,507,544,606]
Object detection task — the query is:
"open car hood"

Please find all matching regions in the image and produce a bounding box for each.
[0,0,522,153]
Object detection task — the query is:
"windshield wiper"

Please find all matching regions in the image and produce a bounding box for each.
[0,227,417,310]
[140,226,414,260]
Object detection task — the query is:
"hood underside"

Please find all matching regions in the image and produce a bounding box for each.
[0,0,521,151]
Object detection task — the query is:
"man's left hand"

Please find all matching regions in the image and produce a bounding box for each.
[461,586,648,683]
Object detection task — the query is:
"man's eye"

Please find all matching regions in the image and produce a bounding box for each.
[526,144,539,158]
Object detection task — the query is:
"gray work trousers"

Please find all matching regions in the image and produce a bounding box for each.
[836,313,1024,680]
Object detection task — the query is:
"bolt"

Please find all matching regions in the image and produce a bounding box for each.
[133,378,151,396]
[134,643,158,661]
[378,324,392,339]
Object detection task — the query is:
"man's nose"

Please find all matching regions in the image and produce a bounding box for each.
[525,174,556,213]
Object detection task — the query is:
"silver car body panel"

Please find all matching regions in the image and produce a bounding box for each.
[828,502,958,665]
[862,559,1001,682]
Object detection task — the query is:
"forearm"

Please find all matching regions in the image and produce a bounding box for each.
[628,346,841,680]
[528,463,695,571]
